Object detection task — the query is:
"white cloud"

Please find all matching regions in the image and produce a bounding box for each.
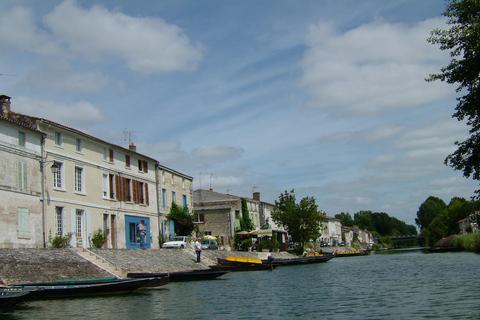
[25,61,115,94]
[0,6,60,55]
[300,18,451,115]
[13,96,106,130]
[43,0,203,73]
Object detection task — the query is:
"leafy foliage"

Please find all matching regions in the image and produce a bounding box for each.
[426,0,480,196]
[239,198,255,231]
[350,210,417,236]
[90,228,107,249]
[167,202,195,236]
[271,190,324,250]
[418,196,480,246]
[335,212,354,227]
[48,231,72,248]
[415,196,447,230]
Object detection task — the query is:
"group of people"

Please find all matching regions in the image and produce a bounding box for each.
[137,221,203,263]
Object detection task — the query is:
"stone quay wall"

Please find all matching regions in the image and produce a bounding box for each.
[0,246,294,285]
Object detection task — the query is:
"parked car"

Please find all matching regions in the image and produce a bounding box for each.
[201,239,218,250]
[339,241,345,246]
[162,236,190,249]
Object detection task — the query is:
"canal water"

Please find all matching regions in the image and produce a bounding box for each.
[4,250,480,320]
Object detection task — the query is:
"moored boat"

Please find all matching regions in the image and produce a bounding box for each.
[424,246,464,253]
[211,256,277,271]
[10,277,156,299]
[269,253,334,266]
[0,289,32,310]
[15,276,169,288]
[128,269,229,282]
[334,250,370,257]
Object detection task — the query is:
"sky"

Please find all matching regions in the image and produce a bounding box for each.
[1,0,477,227]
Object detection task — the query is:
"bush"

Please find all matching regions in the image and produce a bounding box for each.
[49,231,72,248]
[90,228,107,249]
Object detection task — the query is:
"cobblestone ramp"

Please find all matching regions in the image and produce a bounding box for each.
[0,248,113,285]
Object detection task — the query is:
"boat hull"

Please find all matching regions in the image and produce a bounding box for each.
[11,277,156,299]
[128,270,229,282]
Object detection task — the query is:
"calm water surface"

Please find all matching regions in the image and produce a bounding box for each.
[5,250,480,320]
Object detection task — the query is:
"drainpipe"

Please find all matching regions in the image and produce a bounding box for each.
[155,162,161,247]
[40,136,46,248]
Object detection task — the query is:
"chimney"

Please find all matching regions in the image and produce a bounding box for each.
[253,192,260,201]
[129,143,136,152]
[0,95,11,118]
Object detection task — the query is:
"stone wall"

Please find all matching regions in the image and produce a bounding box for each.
[0,247,295,285]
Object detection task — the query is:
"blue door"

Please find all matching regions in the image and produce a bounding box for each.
[125,215,150,249]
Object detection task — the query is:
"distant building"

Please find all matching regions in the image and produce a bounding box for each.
[193,189,284,249]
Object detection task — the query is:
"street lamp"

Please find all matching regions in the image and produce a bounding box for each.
[41,159,60,247]
[50,162,59,174]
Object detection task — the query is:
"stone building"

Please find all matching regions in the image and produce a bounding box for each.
[193,189,283,249]
[0,95,193,249]
[0,96,45,248]
[157,164,194,239]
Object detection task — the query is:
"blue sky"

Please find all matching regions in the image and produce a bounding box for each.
[1,0,476,227]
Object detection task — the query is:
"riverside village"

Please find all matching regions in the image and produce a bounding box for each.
[0,93,478,305]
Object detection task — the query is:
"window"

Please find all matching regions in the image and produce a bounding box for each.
[138,160,148,173]
[109,149,114,162]
[55,207,64,236]
[18,131,25,147]
[162,171,165,182]
[53,162,63,188]
[76,138,83,152]
[125,155,130,167]
[182,178,185,189]
[54,131,62,146]
[76,209,83,239]
[126,179,131,201]
[109,174,115,199]
[172,191,176,203]
[103,148,108,161]
[196,213,205,223]
[235,210,241,219]
[102,174,108,197]
[17,161,27,190]
[162,189,166,208]
[17,207,30,236]
[183,194,187,207]
[75,166,83,192]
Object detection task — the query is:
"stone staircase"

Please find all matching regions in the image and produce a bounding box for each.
[70,248,128,279]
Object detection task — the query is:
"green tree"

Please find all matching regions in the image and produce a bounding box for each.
[167,202,195,236]
[353,210,375,232]
[335,212,354,227]
[415,196,447,230]
[271,190,324,250]
[239,198,255,231]
[426,0,480,196]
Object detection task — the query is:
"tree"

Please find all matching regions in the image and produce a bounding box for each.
[415,196,447,230]
[353,211,375,232]
[271,190,324,250]
[426,0,480,196]
[239,198,255,231]
[335,212,354,227]
[166,202,195,236]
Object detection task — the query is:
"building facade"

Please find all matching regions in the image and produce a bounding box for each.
[0,95,194,249]
[0,96,45,248]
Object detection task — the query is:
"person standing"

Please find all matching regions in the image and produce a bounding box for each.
[137,220,147,249]
[195,237,202,263]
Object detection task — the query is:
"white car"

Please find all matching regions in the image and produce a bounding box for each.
[162,236,190,249]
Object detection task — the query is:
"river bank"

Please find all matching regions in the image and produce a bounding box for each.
[0,247,295,285]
